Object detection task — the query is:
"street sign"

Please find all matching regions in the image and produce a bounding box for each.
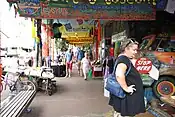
[135,57,152,74]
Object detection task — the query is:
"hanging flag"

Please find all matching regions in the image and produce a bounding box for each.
[64,23,72,31]
[97,20,101,41]
[36,36,40,43]
[59,25,66,33]
[32,19,36,39]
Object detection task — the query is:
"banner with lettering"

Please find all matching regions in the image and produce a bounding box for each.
[43,0,156,20]
[18,6,41,17]
[47,0,156,7]
[41,5,155,20]
[12,0,157,20]
[18,0,41,17]
[6,0,19,3]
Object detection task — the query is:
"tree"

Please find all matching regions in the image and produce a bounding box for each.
[55,38,68,53]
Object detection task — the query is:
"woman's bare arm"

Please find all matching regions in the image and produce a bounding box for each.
[115,63,136,94]
[115,63,128,92]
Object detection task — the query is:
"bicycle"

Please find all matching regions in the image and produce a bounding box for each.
[0,70,35,94]
[1,71,22,94]
[18,66,56,96]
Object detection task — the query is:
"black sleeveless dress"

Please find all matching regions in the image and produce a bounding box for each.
[109,56,146,116]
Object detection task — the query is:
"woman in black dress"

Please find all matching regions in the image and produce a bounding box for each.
[109,38,146,117]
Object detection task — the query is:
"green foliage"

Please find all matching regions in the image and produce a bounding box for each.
[55,38,68,51]
[83,44,91,52]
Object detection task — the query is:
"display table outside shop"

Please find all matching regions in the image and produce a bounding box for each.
[92,65,103,78]
[160,96,175,108]
[51,63,66,77]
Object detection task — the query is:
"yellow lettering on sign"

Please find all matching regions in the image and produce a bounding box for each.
[105,0,112,5]
[103,0,156,5]
[112,0,119,3]
[89,0,97,4]
[152,0,156,5]
[73,0,79,4]
[135,0,142,4]
[120,0,126,4]
[127,0,134,4]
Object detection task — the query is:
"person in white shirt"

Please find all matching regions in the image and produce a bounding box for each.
[81,52,91,80]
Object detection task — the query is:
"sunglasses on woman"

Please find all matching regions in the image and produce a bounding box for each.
[125,38,139,48]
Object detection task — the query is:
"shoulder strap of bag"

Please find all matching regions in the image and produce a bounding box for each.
[112,56,131,76]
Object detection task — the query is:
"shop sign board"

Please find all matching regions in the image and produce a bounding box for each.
[6,0,19,3]
[19,0,40,5]
[44,0,156,20]
[41,6,155,20]
[47,0,156,7]
[135,57,153,74]
[18,6,41,17]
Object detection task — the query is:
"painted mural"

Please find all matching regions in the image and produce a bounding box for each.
[58,19,94,32]
[41,5,156,20]
[8,0,160,20]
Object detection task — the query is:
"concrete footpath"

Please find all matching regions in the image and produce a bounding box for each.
[20,64,153,117]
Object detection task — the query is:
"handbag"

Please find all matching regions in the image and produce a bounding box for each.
[105,56,131,98]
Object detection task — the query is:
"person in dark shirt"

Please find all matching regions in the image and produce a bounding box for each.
[76,48,84,76]
[106,56,114,74]
[109,38,146,117]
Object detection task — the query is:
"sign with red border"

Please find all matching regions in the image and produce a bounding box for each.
[135,57,152,74]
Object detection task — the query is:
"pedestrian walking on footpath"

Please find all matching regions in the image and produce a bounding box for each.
[81,52,91,80]
[65,49,73,77]
[76,47,84,76]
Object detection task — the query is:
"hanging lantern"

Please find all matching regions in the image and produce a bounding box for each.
[52,23,62,38]
[110,47,114,57]
[97,20,101,41]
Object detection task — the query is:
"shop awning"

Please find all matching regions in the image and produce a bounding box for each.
[66,37,93,45]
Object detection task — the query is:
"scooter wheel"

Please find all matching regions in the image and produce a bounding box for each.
[52,84,57,93]
[46,90,53,96]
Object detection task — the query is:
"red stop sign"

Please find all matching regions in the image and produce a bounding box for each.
[135,57,152,74]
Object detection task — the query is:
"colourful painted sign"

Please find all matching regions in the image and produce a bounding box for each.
[47,0,156,6]
[47,0,156,16]
[42,0,156,20]
[7,0,157,19]
[18,6,41,17]
[6,0,19,3]
[19,0,40,6]
[41,6,155,20]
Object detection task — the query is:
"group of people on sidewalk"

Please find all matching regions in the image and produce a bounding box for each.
[64,38,146,117]
[65,47,92,80]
